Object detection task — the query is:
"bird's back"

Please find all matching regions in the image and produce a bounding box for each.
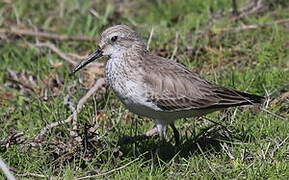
[139,53,264,113]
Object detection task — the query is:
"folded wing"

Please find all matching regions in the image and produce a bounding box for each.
[142,54,264,112]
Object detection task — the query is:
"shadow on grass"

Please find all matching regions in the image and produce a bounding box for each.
[118,124,246,162]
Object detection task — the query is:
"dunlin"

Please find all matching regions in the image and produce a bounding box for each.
[72,25,264,146]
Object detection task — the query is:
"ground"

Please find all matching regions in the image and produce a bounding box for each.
[0,0,289,179]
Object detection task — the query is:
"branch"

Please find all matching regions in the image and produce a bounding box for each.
[33,78,106,142]
[35,42,78,65]
[0,158,16,180]
[146,27,154,51]
[76,157,140,179]
[9,167,47,179]
[232,0,267,21]
[261,108,288,121]
[0,26,96,42]
[170,32,179,60]
[268,82,289,97]
[216,18,289,32]
[34,42,104,69]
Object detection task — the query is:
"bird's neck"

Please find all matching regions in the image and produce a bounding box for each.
[106,46,146,75]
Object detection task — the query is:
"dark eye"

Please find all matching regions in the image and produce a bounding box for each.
[111,36,118,42]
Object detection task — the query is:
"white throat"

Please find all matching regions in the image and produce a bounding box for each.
[104,47,127,59]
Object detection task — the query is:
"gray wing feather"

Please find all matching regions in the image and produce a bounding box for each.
[141,54,264,112]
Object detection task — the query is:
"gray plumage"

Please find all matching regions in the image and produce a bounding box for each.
[72,25,264,145]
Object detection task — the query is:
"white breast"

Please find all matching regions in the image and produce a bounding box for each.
[105,57,161,116]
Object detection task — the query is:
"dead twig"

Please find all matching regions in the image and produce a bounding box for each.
[268,82,289,98]
[261,108,288,121]
[216,18,289,32]
[170,32,179,60]
[9,167,47,179]
[200,116,233,133]
[0,131,25,147]
[33,78,106,142]
[0,158,16,180]
[221,143,235,160]
[63,95,81,142]
[34,42,104,71]
[270,91,289,106]
[32,116,74,144]
[14,172,46,178]
[232,0,267,21]
[76,157,140,179]
[0,26,96,42]
[188,0,273,53]
[5,78,35,92]
[270,136,289,158]
[146,27,154,51]
[6,69,36,92]
[67,53,86,60]
[35,42,77,65]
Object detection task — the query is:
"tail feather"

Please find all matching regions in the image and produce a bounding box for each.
[234,90,265,105]
[212,87,265,109]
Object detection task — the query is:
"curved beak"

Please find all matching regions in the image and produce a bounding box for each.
[71,47,103,74]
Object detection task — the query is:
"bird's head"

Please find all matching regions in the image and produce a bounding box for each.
[72,25,145,74]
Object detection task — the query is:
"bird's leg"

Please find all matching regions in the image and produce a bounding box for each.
[156,123,167,144]
[169,123,180,146]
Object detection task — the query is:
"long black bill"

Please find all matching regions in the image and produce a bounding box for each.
[71,48,103,74]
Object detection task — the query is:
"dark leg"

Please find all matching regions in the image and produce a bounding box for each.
[170,123,180,146]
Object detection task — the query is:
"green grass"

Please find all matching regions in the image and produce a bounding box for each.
[1,0,289,179]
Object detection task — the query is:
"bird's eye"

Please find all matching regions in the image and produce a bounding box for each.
[111,36,118,42]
